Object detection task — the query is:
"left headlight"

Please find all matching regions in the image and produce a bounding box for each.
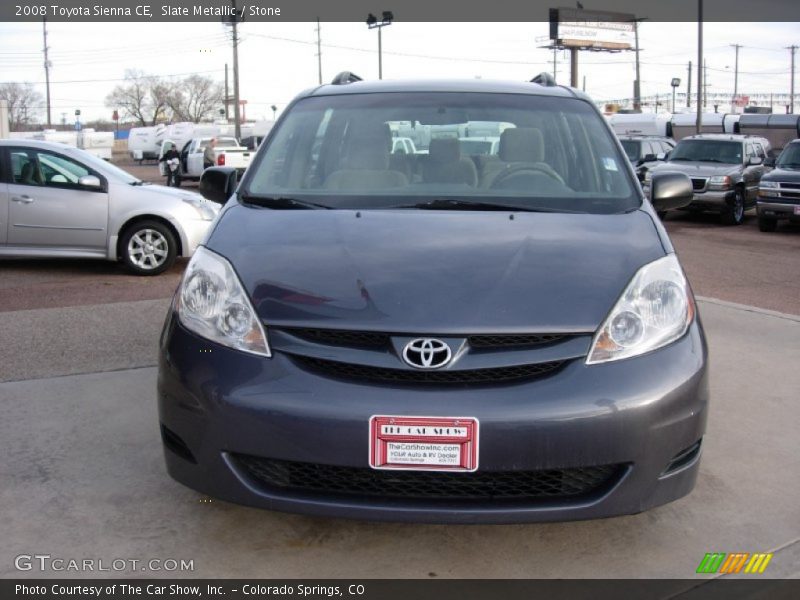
[182,196,219,221]
[176,246,271,357]
[586,254,695,364]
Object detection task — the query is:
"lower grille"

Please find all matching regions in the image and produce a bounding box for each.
[235,455,622,502]
[691,177,707,191]
[292,355,565,385]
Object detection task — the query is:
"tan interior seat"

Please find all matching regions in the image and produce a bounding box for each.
[480,128,562,188]
[323,123,408,191]
[422,138,478,186]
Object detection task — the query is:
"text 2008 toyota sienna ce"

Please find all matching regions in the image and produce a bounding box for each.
[157,73,707,524]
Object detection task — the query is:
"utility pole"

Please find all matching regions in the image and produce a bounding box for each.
[633,18,643,111]
[570,48,578,88]
[42,17,51,127]
[789,45,797,113]
[316,18,322,84]
[696,0,703,134]
[553,47,557,82]
[731,44,741,112]
[703,59,709,109]
[582,75,586,92]
[366,12,393,80]
[224,63,229,120]
[225,0,242,140]
[687,61,692,108]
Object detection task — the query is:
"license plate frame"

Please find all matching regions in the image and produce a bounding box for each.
[369,415,479,472]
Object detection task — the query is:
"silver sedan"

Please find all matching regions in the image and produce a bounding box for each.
[0,139,220,275]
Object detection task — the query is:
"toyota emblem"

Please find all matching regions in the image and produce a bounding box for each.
[402,338,452,369]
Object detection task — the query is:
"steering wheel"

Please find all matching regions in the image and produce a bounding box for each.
[489,164,566,189]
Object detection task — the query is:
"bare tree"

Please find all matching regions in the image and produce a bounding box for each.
[167,75,224,123]
[0,82,43,130]
[105,70,171,126]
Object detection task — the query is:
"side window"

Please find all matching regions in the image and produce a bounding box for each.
[35,150,92,189]
[10,149,43,186]
[754,143,765,158]
[745,144,756,159]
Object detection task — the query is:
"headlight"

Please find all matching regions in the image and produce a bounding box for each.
[586,254,695,364]
[707,175,732,190]
[758,181,779,197]
[182,196,219,221]
[176,246,270,356]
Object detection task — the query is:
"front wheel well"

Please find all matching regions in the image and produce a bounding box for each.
[117,216,183,260]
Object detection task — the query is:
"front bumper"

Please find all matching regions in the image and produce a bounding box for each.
[757,200,800,221]
[157,313,709,524]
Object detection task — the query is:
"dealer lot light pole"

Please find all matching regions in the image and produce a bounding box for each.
[366,11,393,80]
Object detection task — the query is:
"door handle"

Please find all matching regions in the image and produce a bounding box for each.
[11,195,34,204]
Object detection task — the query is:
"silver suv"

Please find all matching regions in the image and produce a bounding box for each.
[645,134,771,225]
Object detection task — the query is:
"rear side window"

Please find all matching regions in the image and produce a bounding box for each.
[246,92,638,214]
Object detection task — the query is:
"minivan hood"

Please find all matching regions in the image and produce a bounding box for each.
[208,207,666,333]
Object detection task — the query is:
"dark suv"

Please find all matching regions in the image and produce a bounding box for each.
[158,73,706,524]
[757,139,800,231]
[618,134,675,183]
[646,134,771,224]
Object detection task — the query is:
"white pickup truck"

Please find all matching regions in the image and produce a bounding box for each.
[159,136,253,184]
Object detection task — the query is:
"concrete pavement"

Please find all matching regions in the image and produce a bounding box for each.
[1,299,798,579]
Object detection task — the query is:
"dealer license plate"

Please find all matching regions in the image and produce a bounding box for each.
[369,415,479,472]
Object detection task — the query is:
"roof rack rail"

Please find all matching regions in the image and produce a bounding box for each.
[331,71,363,85]
[530,72,557,87]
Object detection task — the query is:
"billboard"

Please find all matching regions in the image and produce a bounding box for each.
[549,8,635,50]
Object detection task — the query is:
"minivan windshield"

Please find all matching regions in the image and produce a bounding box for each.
[668,140,742,164]
[244,92,638,213]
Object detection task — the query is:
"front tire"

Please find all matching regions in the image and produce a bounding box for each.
[721,188,745,226]
[120,221,177,276]
[758,214,778,232]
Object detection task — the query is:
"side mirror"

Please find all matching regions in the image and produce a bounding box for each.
[747,156,763,166]
[78,175,103,189]
[764,156,776,168]
[651,172,693,212]
[199,167,238,204]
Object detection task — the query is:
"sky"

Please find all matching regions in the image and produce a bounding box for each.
[0,20,798,125]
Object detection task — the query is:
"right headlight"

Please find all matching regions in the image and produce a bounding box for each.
[176,246,271,357]
[586,254,695,364]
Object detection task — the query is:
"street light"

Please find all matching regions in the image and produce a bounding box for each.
[271,105,277,120]
[366,10,393,80]
[670,77,681,113]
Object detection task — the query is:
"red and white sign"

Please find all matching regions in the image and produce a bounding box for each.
[369,415,479,472]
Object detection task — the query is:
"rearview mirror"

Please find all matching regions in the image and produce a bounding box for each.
[651,172,693,212]
[199,167,238,204]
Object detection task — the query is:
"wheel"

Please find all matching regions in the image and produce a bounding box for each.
[120,220,177,276]
[657,211,667,220]
[758,214,778,232]
[721,187,745,226]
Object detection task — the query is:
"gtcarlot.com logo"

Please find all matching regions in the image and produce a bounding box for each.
[696,552,773,574]
[14,554,195,573]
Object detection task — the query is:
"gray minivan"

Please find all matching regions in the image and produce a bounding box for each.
[157,73,707,523]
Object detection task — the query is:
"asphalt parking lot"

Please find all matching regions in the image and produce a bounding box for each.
[1,159,799,581]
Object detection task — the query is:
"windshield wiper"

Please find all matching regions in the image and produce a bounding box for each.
[399,198,571,213]
[239,193,331,210]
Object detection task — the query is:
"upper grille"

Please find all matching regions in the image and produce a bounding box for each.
[691,177,707,191]
[281,328,574,350]
[468,333,571,348]
[235,454,623,503]
[292,355,565,385]
[284,328,388,349]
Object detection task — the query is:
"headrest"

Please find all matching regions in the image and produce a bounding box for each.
[342,122,391,170]
[499,128,545,163]
[428,138,461,163]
